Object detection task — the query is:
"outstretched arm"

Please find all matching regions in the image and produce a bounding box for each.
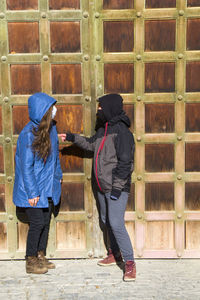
[59,132,98,152]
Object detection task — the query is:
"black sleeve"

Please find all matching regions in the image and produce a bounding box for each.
[112,129,135,191]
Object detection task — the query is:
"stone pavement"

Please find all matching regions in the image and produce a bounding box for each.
[0,258,199,300]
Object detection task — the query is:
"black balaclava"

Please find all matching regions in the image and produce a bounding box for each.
[96,109,107,124]
[98,94,123,122]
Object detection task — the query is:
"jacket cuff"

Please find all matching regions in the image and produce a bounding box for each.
[110,189,121,200]
[65,133,75,142]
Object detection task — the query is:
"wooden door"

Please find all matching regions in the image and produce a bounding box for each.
[0,0,93,259]
[1,0,200,259]
[96,0,200,258]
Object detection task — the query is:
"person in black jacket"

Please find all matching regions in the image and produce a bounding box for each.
[60,93,136,281]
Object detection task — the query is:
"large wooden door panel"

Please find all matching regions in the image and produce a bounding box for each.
[1,0,200,259]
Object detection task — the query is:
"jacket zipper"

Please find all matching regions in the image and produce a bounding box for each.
[95,122,108,192]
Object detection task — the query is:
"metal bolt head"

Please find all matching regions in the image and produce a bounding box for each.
[1,56,7,62]
[9,214,13,220]
[87,213,92,219]
[43,55,49,61]
[178,95,183,101]
[136,54,142,61]
[0,13,5,19]
[84,54,89,61]
[136,12,141,17]
[96,55,101,61]
[7,176,13,183]
[179,10,184,16]
[177,175,182,180]
[178,53,183,59]
[137,175,142,181]
[177,136,182,141]
[41,12,47,18]
[177,213,182,219]
[137,214,142,219]
[85,96,91,103]
[3,97,9,103]
[137,136,141,142]
[137,96,142,102]
[88,251,93,258]
[177,252,182,258]
[5,137,11,143]
[83,11,89,18]
[95,12,100,18]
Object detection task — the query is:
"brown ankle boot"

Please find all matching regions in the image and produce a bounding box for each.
[123,260,136,281]
[97,249,123,266]
[37,251,55,269]
[26,256,48,274]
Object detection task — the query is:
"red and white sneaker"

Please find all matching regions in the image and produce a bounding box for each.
[123,260,136,281]
[97,249,123,266]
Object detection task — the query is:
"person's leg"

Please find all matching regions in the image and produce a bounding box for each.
[105,192,134,262]
[25,208,48,274]
[97,191,107,225]
[97,191,120,253]
[37,200,53,254]
[25,207,46,257]
[105,192,136,280]
[37,200,55,269]
[97,191,122,266]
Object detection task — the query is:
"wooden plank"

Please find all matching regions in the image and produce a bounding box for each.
[145,0,176,8]
[145,221,174,250]
[56,221,86,250]
[7,0,38,10]
[103,0,134,9]
[49,0,80,10]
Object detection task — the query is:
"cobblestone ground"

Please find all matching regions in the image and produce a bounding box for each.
[0,258,199,300]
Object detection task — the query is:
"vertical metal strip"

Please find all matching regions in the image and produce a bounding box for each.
[174,0,187,257]
[39,1,55,256]
[134,0,145,258]
[0,5,17,258]
[90,0,105,258]
[82,0,94,258]
[40,0,51,94]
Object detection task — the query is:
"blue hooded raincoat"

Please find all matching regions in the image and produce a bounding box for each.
[13,93,63,208]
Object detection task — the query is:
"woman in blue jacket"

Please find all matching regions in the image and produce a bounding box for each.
[13,92,62,274]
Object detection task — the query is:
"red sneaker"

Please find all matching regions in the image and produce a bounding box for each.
[123,261,136,281]
[97,249,123,266]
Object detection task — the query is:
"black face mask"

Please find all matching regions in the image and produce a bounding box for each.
[96,109,107,124]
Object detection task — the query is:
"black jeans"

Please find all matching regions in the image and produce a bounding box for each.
[25,200,53,257]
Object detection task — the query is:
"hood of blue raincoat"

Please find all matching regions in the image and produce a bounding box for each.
[28,93,56,125]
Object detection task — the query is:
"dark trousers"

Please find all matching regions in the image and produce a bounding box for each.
[25,200,53,257]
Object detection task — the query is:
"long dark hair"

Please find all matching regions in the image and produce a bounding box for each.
[32,106,53,161]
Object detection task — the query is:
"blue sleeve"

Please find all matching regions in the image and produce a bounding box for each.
[18,132,40,199]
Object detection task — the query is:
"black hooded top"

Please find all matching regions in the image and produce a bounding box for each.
[99,93,123,121]
[96,93,131,130]
[73,93,135,194]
